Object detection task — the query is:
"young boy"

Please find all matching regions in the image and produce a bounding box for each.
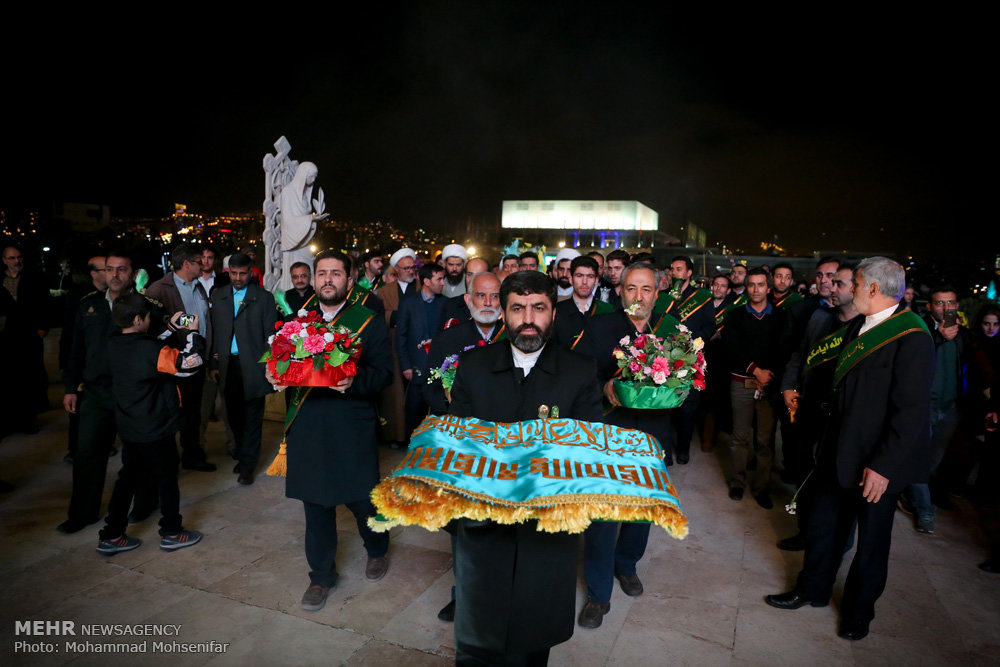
[96,293,206,554]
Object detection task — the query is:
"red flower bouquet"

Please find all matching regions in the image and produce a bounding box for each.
[259,310,363,387]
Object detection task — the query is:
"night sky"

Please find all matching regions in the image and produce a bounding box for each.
[3,5,986,256]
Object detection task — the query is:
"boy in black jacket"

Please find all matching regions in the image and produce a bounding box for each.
[96,293,206,554]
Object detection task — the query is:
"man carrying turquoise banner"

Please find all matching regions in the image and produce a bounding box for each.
[441,271,603,665]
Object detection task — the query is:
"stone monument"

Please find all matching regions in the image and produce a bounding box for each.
[262,136,328,292]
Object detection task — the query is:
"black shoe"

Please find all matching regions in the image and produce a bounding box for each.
[754,492,774,510]
[777,534,806,551]
[237,472,254,486]
[765,591,827,610]
[978,559,1000,574]
[63,454,74,465]
[233,463,240,474]
[729,486,744,501]
[437,599,456,622]
[615,573,644,597]
[578,599,610,629]
[838,619,870,641]
[182,461,217,472]
[57,518,97,534]
[676,455,689,465]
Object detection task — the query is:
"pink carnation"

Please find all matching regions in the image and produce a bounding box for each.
[628,360,642,373]
[303,334,327,354]
[280,321,303,337]
[651,356,672,374]
[653,371,668,385]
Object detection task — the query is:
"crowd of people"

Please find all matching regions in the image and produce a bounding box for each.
[2,240,998,664]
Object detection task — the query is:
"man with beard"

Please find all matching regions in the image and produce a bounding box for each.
[277,250,393,613]
[357,250,385,292]
[209,253,280,486]
[728,264,748,304]
[447,270,602,664]
[440,257,489,327]
[553,255,613,350]
[59,251,161,533]
[377,248,419,447]
[770,263,802,309]
[553,248,580,302]
[518,251,540,272]
[397,263,447,433]
[767,257,933,641]
[425,270,505,415]
[777,265,862,550]
[441,244,468,298]
[574,262,671,628]
[284,262,315,314]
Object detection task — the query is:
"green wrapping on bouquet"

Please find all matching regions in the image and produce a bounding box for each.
[613,380,690,410]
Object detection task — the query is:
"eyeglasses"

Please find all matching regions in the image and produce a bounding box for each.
[932,300,958,306]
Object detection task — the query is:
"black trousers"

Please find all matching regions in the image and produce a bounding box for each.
[100,435,182,539]
[176,373,208,466]
[670,390,700,459]
[303,499,389,587]
[795,472,898,624]
[456,644,550,666]
[67,384,116,524]
[223,356,265,472]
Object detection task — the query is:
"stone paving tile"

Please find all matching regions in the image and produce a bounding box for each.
[2,405,999,665]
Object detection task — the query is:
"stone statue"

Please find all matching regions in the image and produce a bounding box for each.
[262,137,328,292]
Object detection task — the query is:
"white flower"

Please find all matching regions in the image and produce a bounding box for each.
[297,309,309,318]
[653,371,667,384]
[785,502,797,515]
[322,310,334,322]
[323,332,335,343]
[267,335,275,344]
[677,324,690,333]
[676,368,688,378]
[619,336,631,346]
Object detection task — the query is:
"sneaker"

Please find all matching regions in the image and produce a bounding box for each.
[160,530,203,550]
[915,519,934,535]
[97,535,141,554]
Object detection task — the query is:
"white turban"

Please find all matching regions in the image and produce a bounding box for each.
[555,248,580,263]
[389,247,416,267]
[442,244,468,261]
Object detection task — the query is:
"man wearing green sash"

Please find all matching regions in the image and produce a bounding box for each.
[776,265,862,551]
[769,263,803,310]
[767,257,934,642]
[281,251,394,613]
[553,256,614,350]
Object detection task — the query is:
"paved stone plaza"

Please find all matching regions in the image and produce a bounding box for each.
[2,383,999,666]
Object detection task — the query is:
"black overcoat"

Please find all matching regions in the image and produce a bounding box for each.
[448,341,603,655]
[284,303,394,507]
[818,305,935,493]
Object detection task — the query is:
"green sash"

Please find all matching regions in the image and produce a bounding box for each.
[568,300,615,350]
[774,292,803,309]
[652,311,681,337]
[654,291,676,314]
[674,288,712,322]
[347,285,376,309]
[714,297,743,331]
[832,311,929,386]
[803,326,847,374]
[489,323,508,343]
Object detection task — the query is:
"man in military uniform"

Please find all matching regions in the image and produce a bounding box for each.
[59,251,159,533]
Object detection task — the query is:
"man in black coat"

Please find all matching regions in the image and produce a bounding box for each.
[552,255,614,350]
[766,257,934,641]
[397,263,446,433]
[573,261,672,629]
[423,271,504,416]
[210,253,281,485]
[447,270,603,665]
[283,261,314,314]
[276,251,394,613]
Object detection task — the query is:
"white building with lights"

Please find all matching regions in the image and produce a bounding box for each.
[500,200,675,249]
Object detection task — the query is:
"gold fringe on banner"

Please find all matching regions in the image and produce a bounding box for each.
[369,476,688,538]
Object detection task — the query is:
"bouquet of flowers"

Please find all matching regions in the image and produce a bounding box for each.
[259,309,363,387]
[426,341,486,393]
[612,326,706,409]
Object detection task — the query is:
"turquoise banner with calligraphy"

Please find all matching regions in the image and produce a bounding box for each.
[369,415,688,537]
